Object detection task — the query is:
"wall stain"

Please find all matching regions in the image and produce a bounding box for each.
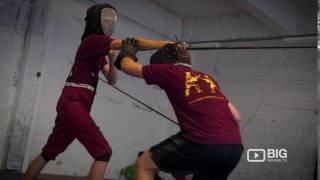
[103,96,124,105]
[56,160,63,166]
[131,102,152,112]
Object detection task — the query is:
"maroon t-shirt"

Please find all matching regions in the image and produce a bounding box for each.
[67,34,112,88]
[142,64,242,144]
[62,34,112,107]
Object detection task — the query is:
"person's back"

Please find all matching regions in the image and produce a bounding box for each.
[115,41,244,180]
[142,45,242,145]
[163,64,241,144]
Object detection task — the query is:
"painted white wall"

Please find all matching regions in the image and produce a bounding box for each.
[22,0,180,178]
[181,14,278,42]
[183,14,317,180]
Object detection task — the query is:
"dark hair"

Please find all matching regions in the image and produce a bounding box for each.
[150,44,191,65]
[81,4,117,41]
[137,151,144,157]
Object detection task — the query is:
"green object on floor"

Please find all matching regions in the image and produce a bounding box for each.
[121,165,136,180]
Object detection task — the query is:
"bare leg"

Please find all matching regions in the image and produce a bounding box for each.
[88,161,108,180]
[135,150,159,180]
[22,154,48,180]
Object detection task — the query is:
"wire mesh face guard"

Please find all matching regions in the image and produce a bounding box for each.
[150,44,191,65]
[100,8,117,36]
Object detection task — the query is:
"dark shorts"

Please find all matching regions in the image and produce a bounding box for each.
[150,133,243,180]
[41,88,112,161]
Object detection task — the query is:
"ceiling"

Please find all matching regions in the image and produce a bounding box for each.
[149,0,248,18]
[149,0,317,18]
[149,0,317,34]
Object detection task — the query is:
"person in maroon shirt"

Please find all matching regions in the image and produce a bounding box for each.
[114,39,244,180]
[22,4,172,180]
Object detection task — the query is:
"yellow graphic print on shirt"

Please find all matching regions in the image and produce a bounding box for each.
[185,72,224,104]
[185,72,203,97]
[201,75,217,94]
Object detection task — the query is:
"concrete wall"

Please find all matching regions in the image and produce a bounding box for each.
[6,0,51,170]
[0,0,36,169]
[318,0,320,178]
[183,15,317,180]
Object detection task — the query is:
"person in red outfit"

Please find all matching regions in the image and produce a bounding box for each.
[114,39,244,180]
[22,4,172,180]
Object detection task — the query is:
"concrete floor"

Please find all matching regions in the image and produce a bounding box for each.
[0,171,113,180]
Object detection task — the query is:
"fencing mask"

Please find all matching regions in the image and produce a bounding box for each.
[101,7,117,35]
[81,4,117,40]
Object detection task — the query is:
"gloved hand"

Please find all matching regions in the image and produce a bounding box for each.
[114,38,139,70]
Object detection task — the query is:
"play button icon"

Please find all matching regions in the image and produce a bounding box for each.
[247,149,266,162]
[254,152,260,159]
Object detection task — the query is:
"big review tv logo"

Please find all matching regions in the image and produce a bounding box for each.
[247,149,287,163]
